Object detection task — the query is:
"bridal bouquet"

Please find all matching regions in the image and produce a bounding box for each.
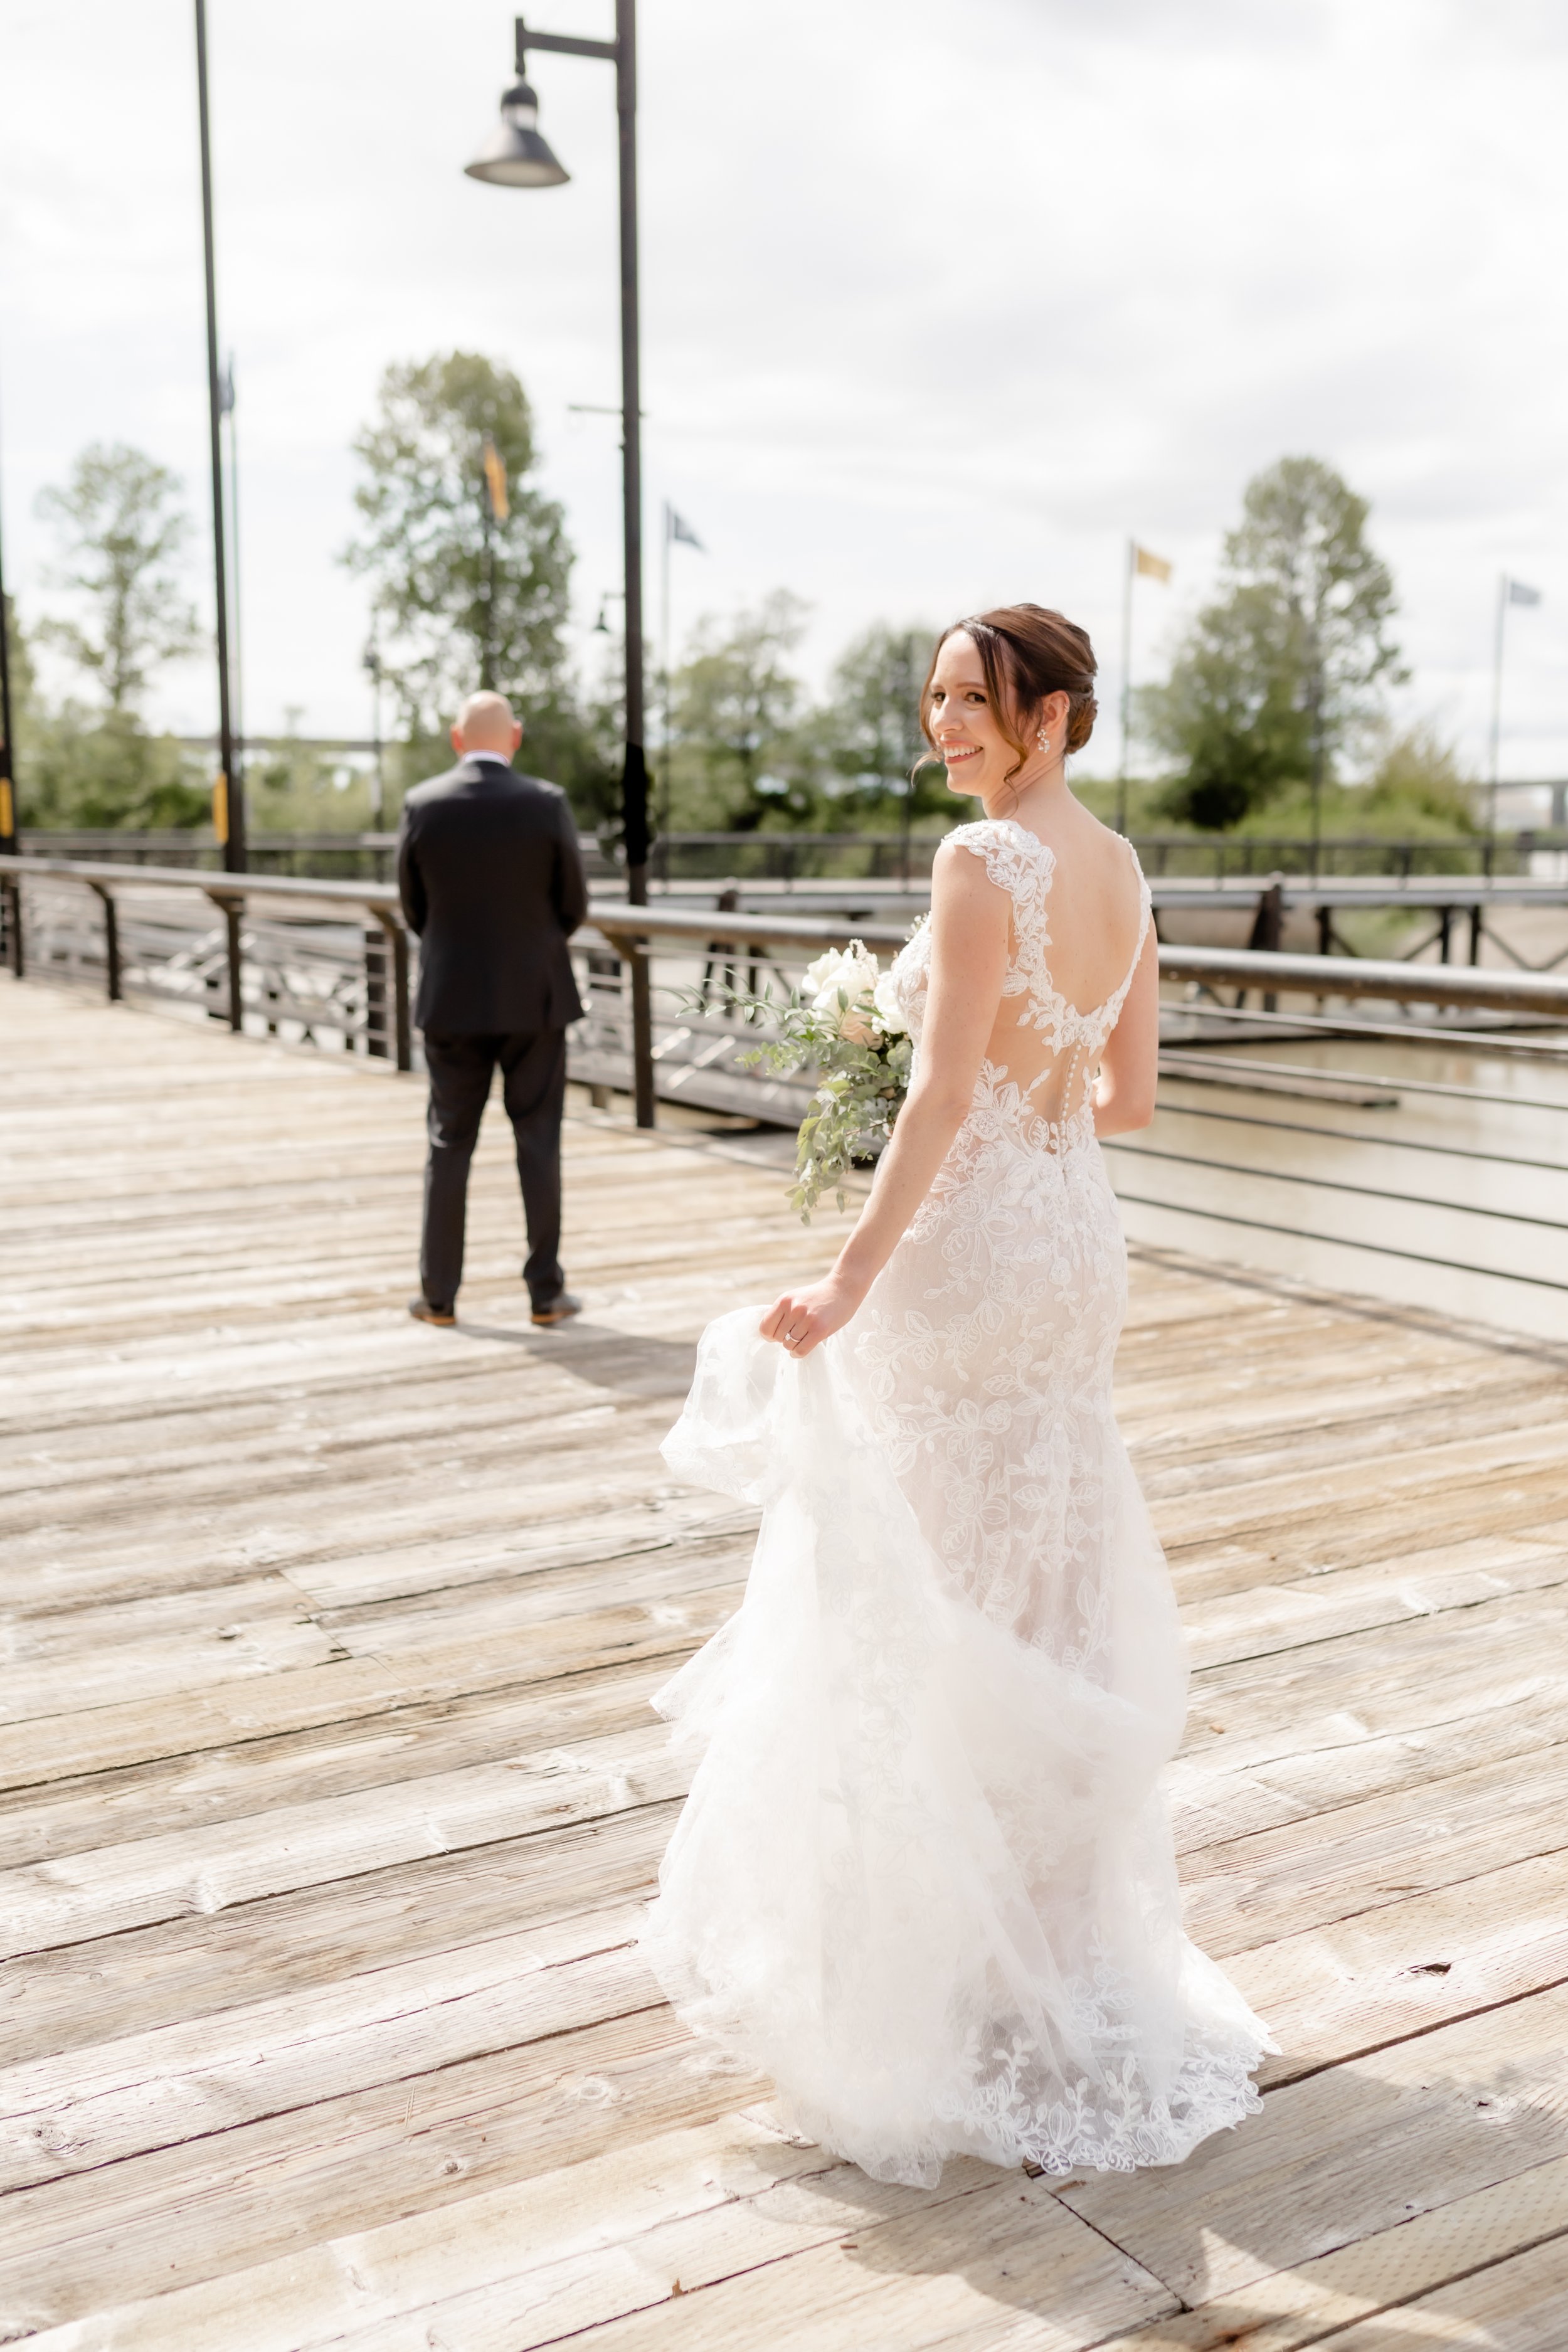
[699,941,912,1220]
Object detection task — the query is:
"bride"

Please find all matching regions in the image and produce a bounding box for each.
[640,603,1273,2188]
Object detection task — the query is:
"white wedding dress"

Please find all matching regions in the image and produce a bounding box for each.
[640,818,1273,2188]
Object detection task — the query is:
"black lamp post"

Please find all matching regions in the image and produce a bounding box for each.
[467,6,654,1128]
[194,0,244,872]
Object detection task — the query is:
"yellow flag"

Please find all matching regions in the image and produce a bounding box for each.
[482,438,509,523]
[1134,545,1172,583]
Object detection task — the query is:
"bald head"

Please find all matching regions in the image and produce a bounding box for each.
[452,691,522,760]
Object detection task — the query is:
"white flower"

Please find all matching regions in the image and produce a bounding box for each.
[802,940,878,1017]
[802,941,878,1008]
[872,971,908,1036]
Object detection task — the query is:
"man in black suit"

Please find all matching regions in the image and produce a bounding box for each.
[398,691,589,1328]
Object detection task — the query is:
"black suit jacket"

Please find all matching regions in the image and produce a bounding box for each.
[397,758,588,1034]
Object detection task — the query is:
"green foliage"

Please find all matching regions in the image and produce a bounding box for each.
[248,718,371,833]
[691,941,913,1218]
[1221,721,1478,842]
[344,352,573,738]
[1362,720,1476,833]
[21,702,208,830]
[1143,456,1404,829]
[14,443,206,829]
[664,592,813,830]
[34,443,200,714]
[815,622,948,826]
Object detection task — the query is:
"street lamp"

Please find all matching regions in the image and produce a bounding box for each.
[467,7,655,1128]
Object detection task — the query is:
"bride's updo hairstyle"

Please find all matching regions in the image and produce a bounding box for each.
[921,604,1099,792]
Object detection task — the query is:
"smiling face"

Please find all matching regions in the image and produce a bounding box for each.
[924,631,1029,803]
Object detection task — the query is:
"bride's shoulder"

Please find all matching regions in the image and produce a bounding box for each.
[936,817,1051,899]
[929,827,1017,934]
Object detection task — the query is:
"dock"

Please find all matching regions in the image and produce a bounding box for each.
[5,970,1568,2349]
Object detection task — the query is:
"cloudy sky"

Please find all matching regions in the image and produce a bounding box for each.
[2,0,1565,776]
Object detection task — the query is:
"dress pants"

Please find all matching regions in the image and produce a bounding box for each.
[420,1029,568,1313]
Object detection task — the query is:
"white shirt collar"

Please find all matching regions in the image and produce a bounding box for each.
[464,748,511,766]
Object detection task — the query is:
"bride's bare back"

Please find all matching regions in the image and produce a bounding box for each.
[968,813,1152,1137]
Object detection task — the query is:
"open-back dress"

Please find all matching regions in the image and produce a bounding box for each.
[640,817,1273,2188]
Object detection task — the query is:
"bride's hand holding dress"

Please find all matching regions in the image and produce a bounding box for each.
[761,837,1010,1360]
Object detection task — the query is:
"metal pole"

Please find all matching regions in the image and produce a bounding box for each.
[1116,536,1134,837]
[194,0,244,872]
[0,430,15,862]
[0,386,19,973]
[480,477,495,690]
[615,0,654,1126]
[1488,573,1507,842]
[224,354,245,783]
[1307,618,1324,885]
[368,638,385,827]
[660,499,672,843]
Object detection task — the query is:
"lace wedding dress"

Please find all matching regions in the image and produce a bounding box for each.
[640,818,1273,2188]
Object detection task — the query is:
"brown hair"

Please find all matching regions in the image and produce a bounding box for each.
[919,604,1099,792]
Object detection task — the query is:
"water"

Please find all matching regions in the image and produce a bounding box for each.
[1115,1032,1568,1346]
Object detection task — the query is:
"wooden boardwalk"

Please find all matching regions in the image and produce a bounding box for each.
[5,971,1568,2352]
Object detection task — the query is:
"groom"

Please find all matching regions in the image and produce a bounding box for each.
[398,690,589,1328]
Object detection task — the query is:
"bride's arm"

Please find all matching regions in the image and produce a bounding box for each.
[760,844,1009,1357]
[1093,930,1159,1137]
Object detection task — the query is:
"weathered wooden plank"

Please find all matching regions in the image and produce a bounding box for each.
[0,2008,758,2331]
[1056,1983,1568,2302]
[1092,2149,1568,2349]
[1184,1737,1568,1956]
[0,1905,655,2191]
[0,1586,735,1794]
[0,1802,670,2065]
[0,1718,691,1959]
[0,1656,670,1873]
[1231,1843,1568,2085]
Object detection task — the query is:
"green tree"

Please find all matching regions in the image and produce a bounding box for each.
[666,591,812,830]
[817,622,945,827]
[25,443,207,829]
[1143,456,1404,829]
[34,443,200,712]
[344,352,573,739]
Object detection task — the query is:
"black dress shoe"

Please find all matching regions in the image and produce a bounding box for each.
[530,1291,582,1328]
[408,1296,457,1327]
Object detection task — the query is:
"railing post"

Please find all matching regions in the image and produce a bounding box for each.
[1,874,21,980]
[364,924,388,1059]
[90,882,121,1002]
[1244,876,1284,1014]
[203,889,244,1030]
[629,941,655,1128]
[383,912,412,1072]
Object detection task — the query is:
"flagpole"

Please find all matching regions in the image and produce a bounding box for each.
[660,501,671,844]
[1487,573,1508,843]
[1116,536,1135,837]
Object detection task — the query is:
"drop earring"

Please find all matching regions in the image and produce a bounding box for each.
[1036,728,1051,756]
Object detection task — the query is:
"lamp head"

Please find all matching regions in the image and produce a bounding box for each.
[464,78,569,188]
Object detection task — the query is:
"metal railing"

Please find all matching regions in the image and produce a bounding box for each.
[5,852,1566,1335]
[16,823,1568,886]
